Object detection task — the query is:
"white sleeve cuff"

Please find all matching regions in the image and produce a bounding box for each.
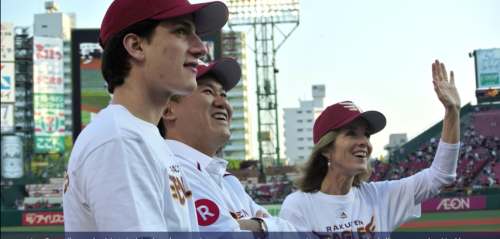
[261,217,280,232]
[430,139,460,189]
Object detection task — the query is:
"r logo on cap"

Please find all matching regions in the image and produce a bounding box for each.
[339,101,363,112]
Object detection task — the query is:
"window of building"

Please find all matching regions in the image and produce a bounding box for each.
[297,120,303,123]
[306,110,312,113]
[307,119,313,123]
[307,128,313,132]
[307,137,313,141]
[308,147,313,150]
[298,147,304,150]
[298,138,304,141]
[299,156,305,159]
[297,110,302,114]
[298,129,303,132]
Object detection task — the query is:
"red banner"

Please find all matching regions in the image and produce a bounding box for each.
[22,211,64,226]
[421,196,486,212]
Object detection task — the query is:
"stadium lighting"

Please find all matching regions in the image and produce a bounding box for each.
[227,0,299,23]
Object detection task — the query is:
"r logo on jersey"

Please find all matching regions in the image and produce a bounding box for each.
[340,212,347,218]
[195,199,220,226]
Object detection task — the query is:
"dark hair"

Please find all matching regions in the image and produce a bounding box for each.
[158,95,182,138]
[101,19,161,93]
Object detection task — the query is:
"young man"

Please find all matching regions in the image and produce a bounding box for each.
[157,57,296,236]
[63,0,228,232]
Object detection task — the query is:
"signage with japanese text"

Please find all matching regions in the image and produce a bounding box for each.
[33,37,64,94]
[1,104,14,133]
[22,212,64,226]
[476,49,500,89]
[1,23,15,62]
[34,94,65,152]
[1,63,15,102]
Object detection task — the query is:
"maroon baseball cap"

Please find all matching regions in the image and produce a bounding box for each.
[313,101,386,144]
[197,57,241,91]
[99,0,228,48]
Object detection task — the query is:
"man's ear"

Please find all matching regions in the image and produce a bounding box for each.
[161,104,177,122]
[123,33,146,62]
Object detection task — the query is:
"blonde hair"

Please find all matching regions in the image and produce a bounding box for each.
[293,130,372,192]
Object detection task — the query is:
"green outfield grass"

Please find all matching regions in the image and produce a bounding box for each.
[394,210,500,232]
[2,210,499,232]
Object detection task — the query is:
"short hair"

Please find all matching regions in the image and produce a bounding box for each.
[101,19,161,93]
[293,130,372,192]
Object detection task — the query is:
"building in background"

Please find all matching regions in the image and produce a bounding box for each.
[284,85,325,165]
[221,31,252,161]
[34,1,75,138]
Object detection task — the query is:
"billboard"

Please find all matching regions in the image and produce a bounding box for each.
[33,37,65,152]
[22,212,64,226]
[475,48,500,89]
[421,196,486,212]
[1,104,14,133]
[33,37,64,94]
[1,23,15,62]
[1,62,15,102]
[71,29,222,140]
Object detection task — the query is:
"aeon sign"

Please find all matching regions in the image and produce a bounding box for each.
[421,196,486,212]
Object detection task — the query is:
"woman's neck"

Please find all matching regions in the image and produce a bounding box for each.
[320,170,354,195]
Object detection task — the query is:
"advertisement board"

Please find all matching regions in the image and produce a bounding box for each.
[476,49,500,89]
[1,23,15,62]
[1,62,16,103]
[421,196,486,212]
[33,37,64,94]
[34,101,65,152]
[1,104,14,133]
[476,88,500,104]
[33,37,65,152]
[22,212,64,226]
[71,29,222,140]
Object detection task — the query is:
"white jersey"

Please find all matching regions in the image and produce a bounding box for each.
[166,140,296,234]
[280,140,459,237]
[63,105,198,232]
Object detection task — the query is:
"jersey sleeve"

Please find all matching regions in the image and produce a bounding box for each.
[77,138,167,231]
[176,158,243,233]
[373,140,459,230]
[279,193,311,232]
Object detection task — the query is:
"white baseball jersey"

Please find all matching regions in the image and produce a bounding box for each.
[165,140,296,234]
[63,105,198,232]
[280,140,459,237]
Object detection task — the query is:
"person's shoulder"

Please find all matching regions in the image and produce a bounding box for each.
[284,190,309,203]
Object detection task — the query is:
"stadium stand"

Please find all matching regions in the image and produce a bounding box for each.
[0,178,63,210]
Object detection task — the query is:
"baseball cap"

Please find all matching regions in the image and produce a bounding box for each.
[313,101,386,144]
[197,57,241,91]
[99,0,228,48]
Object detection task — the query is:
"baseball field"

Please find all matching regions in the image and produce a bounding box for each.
[1,210,499,232]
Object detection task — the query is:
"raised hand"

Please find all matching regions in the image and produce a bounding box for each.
[432,60,461,110]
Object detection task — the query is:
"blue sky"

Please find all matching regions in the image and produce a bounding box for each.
[2,0,500,160]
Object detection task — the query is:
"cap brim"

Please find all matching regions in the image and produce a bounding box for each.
[151,2,228,36]
[359,111,387,135]
[330,110,386,135]
[198,57,241,91]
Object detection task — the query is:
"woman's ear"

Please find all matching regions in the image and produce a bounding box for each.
[321,149,331,159]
